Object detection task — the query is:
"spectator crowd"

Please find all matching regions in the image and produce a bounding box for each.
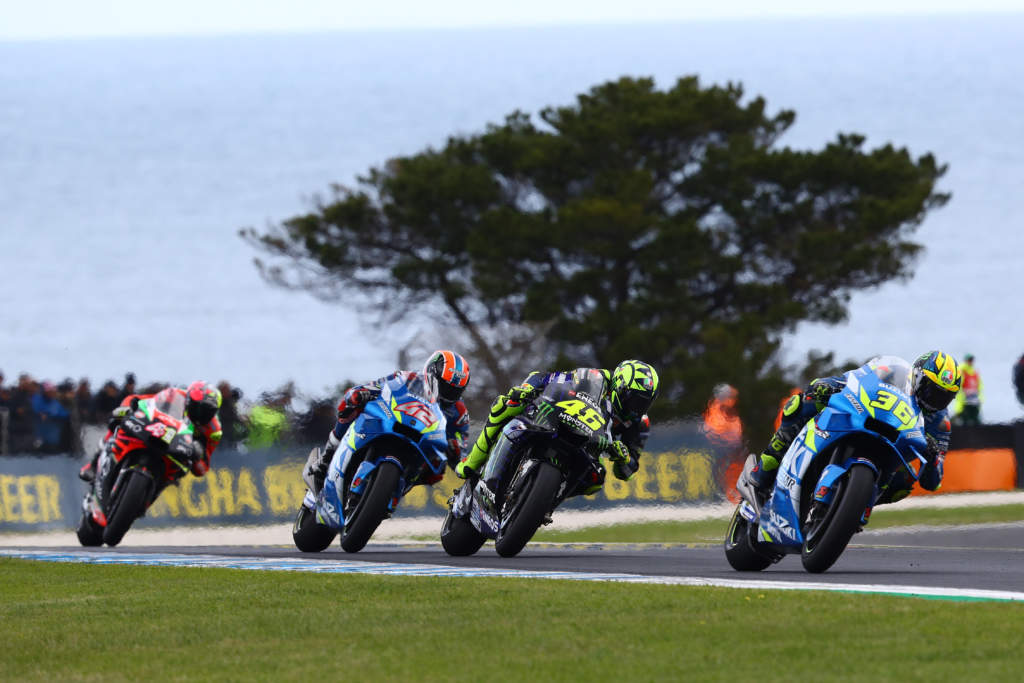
[3,351,1024,458]
[0,370,339,457]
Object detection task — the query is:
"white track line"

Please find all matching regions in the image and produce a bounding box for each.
[2,549,1021,603]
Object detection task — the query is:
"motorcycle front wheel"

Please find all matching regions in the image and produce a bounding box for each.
[102,470,151,547]
[494,461,561,558]
[801,463,875,573]
[340,460,401,553]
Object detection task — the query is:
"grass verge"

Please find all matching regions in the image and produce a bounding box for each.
[2,558,1024,682]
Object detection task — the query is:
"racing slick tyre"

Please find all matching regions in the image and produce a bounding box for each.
[292,504,337,552]
[724,506,772,571]
[340,460,401,553]
[440,508,486,557]
[801,463,875,573]
[102,470,151,547]
[494,461,561,558]
[76,512,104,547]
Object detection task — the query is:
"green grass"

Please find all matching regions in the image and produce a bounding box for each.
[529,503,1024,544]
[2,558,1024,682]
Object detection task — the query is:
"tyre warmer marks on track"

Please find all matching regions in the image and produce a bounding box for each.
[2,549,1021,603]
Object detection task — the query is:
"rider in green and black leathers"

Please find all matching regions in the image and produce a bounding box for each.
[456,361,659,493]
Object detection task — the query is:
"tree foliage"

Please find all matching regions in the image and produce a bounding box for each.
[242,76,948,438]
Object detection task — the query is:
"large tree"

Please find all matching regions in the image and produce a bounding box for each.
[242,76,948,437]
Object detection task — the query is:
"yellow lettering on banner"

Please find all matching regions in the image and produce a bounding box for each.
[604,471,630,500]
[236,469,262,514]
[206,470,236,516]
[404,485,427,509]
[656,454,680,500]
[0,475,63,523]
[680,450,715,500]
[16,477,39,523]
[153,484,183,518]
[36,476,62,522]
[0,475,16,521]
[180,477,209,517]
[632,460,656,500]
[432,475,460,509]
[264,463,303,515]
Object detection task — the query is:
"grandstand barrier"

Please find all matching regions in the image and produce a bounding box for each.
[2,421,1022,532]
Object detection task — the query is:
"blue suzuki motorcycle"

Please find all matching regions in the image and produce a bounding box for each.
[292,374,450,553]
[725,356,931,573]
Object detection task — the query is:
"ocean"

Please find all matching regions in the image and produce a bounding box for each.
[2,14,1023,420]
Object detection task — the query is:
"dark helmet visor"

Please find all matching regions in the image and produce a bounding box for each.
[916,380,956,413]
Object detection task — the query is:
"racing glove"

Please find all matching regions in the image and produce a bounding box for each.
[338,387,373,421]
[607,440,639,481]
[809,378,844,408]
[446,435,466,468]
[108,402,135,430]
[507,383,538,405]
[189,440,210,476]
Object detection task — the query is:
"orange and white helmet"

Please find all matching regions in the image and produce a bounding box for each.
[422,350,470,404]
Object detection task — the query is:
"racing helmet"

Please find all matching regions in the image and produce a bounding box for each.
[422,350,470,404]
[610,360,659,421]
[911,351,962,413]
[185,381,222,425]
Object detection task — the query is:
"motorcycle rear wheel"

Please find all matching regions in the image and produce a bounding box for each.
[723,506,772,571]
[495,461,561,558]
[440,506,486,556]
[292,504,337,552]
[76,511,103,547]
[102,471,151,547]
[340,460,401,553]
[801,463,875,573]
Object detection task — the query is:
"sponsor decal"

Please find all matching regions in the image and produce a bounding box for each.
[767,509,799,541]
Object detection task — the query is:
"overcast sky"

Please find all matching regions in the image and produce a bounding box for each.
[4,0,1024,40]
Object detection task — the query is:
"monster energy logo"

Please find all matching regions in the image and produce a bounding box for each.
[534,403,555,422]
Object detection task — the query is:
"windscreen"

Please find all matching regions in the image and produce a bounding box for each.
[403,374,436,404]
[152,388,187,420]
[538,368,608,409]
[864,355,913,393]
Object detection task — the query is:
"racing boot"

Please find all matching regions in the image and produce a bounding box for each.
[749,452,780,498]
[307,433,340,495]
[78,450,101,483]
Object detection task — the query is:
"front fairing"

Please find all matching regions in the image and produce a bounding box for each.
[342,379,449,471]
[316,377,448,530]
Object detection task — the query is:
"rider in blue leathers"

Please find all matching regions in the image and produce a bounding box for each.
[306,350,471,493]
[750,351,964,503]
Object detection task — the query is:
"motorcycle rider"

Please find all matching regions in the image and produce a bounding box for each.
[306,350,471,493]
[455,360,659,493]
[79,381,223,482]
[748,351,963,502]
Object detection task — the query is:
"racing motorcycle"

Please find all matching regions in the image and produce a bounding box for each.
[441,368,611,558]
[724,355,932,573]
[292,373,450,553]
[77,393,203,547]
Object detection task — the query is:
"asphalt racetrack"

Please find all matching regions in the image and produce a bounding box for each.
[10,522,1024,596]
